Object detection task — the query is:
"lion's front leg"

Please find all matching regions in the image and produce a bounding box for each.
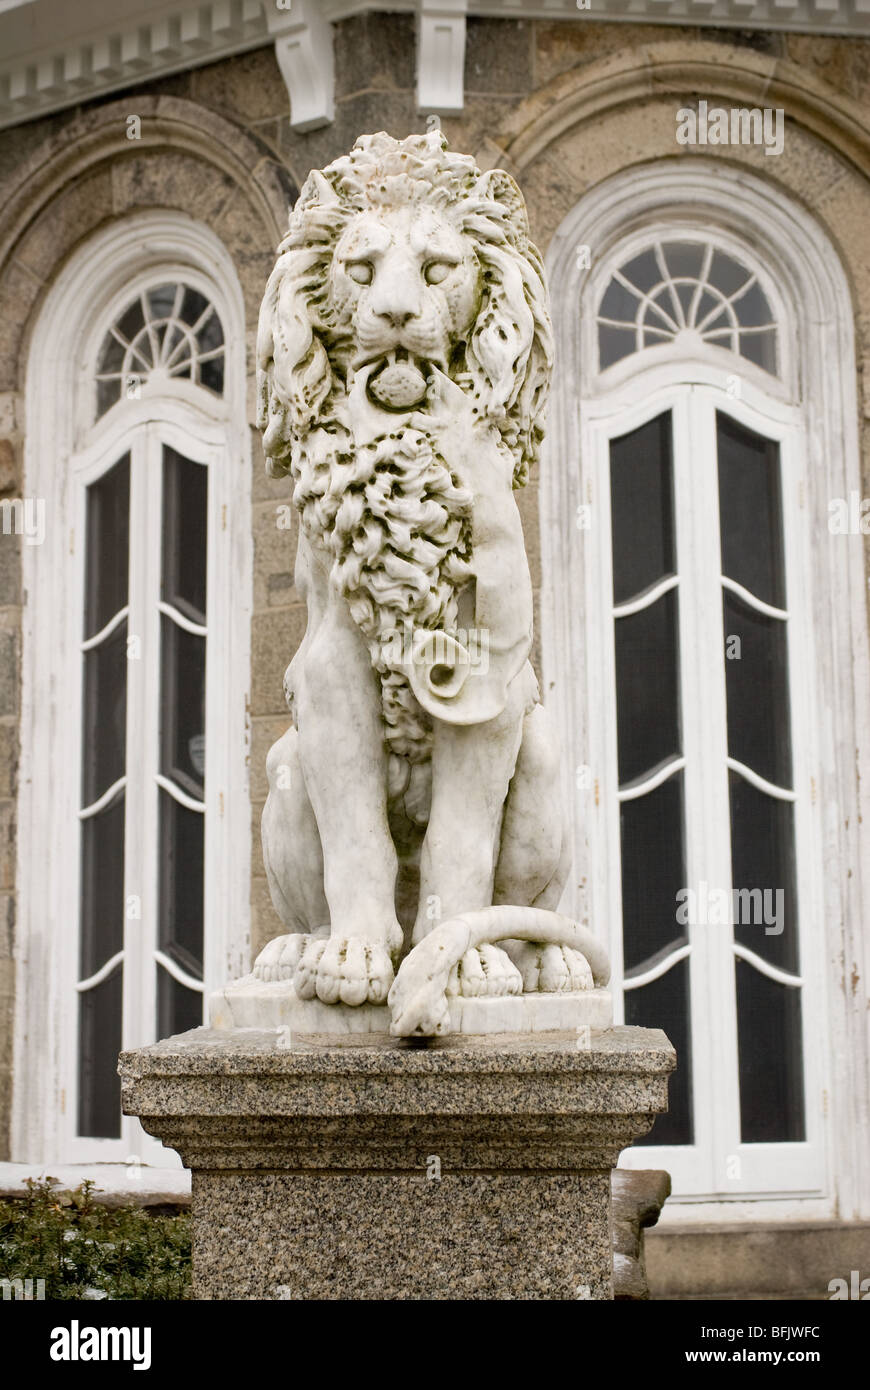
[412,667,535,997]
[292,599,403,1005]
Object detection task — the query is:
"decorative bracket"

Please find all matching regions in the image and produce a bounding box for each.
[267,0,335,132]
[416,0,467,116]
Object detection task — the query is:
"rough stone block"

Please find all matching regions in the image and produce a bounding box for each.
[249,605,307,717]
[0,628,19,718]
[120,1025,674,1300]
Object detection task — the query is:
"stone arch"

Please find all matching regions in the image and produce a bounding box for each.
[539,157,870,1217]
[499,39,870,178]
[486,38,870,362]
[0,95,297,398]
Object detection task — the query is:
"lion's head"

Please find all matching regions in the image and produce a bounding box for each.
[256,131,552,489]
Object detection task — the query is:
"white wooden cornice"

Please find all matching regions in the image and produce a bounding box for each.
[0,0,335,132]
[1,0,869,132]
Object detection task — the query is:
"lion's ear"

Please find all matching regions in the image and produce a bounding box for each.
[472,168,530,253]
[299,168,341,210]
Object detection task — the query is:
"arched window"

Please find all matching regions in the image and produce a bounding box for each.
[15,215,252,1165]
[94,281,226,417]
[541,164,869,1214]
[596,238,778,374]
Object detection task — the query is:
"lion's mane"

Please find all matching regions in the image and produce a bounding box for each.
[256,132,552,770]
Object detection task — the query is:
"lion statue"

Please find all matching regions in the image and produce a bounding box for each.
[252,132,608,1033]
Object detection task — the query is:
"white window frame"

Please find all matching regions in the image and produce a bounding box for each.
[13,213,252,1166]
[583,367,824,1198]
[541,162,870,1223]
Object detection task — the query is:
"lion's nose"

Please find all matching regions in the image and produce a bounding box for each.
[375,306,418,328]
[370,273,422,328]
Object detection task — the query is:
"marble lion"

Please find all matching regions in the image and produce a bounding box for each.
[253,132,608,1032]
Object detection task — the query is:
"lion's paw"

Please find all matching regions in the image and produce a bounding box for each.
[253,931,326,982]
[293,934,395,1006]
[446,944,523,998]
[503,942,594,993]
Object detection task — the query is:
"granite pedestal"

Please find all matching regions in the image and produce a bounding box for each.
[119,1025,674,1301]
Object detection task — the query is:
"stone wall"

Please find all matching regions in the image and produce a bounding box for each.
[0,13,869,1155]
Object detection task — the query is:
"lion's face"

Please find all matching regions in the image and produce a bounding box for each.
[258,133,552,484]
[327,205,481,409]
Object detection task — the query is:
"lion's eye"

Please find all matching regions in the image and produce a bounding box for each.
[424,261,453,285]
[346,262,373,286]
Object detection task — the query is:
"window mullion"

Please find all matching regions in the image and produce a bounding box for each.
[121,426,161,1068]
[591,414,625,1020]
[686,387,742,1187]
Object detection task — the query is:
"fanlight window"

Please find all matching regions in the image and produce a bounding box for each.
[597,241,778,376]
[95,282,225,419]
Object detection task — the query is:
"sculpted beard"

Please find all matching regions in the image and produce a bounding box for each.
[290,407,474,770]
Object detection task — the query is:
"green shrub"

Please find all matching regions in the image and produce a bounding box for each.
[0,1178,191,1300]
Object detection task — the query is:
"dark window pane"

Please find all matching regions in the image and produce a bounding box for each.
[160,616,206,797]
[82,620,127,806]
[621,773,686,974]
[79,789,125,979]
[180,286,209,328]
[717,412,785,609]
[158,789,204,980]
[708,250,750,298]
[78,964,122,1139]
[662,241,705,280]
[729,771,799,974]
[736,961,805,1142]
[158,971,204,1041]
[740,332,777,374]
[162,446,207,621]
[197,311,223,354]
[599,279,639,323]
[599,325,636,370]
[723,593,792,789]
[199,353,225,395]
[625,957,693,1146]
[84,454,130,639]
[620,248,662,294]
[97,334,124,375]
[733,280,773,329]
[610,413,675,604]
[116,298,145,342]
[148,283,177,320]
[96,379,122,417]
[614,588,681,786]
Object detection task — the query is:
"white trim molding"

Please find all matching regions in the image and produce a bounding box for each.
[417,0,467,115]
[0,0,335,132]
[4,0,870,133]
[13,210,253,1166]
[541,160,870,1220]
[435,0,870,31]
[267,0,335,131]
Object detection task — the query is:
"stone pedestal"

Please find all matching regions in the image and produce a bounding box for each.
[119,1025,674,1301]
[210,976,614,1034]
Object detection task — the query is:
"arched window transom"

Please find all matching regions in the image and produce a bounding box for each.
[95,281,225,419]
[597,240,778,377]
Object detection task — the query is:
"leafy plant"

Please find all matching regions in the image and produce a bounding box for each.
[0,1178,191,1300]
